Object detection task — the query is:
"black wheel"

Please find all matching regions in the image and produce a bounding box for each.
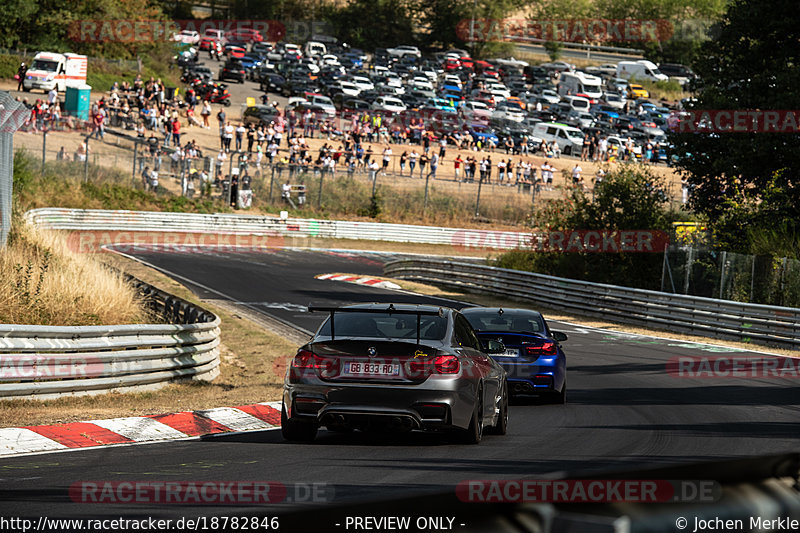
[457,385,483,444]
[281,403,317,442]
[223,99,231,107]
[551,380,566,404]
[486,380,508,435]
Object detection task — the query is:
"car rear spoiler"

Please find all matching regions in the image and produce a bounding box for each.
[307,304,444,344]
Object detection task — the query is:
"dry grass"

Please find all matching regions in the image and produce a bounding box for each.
[0,223,148,326]
[0,251,296,427]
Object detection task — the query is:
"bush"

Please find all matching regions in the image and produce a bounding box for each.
[494,164,681,289]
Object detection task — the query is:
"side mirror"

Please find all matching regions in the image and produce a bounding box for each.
[552,331,568,342]
[483,339,505,354]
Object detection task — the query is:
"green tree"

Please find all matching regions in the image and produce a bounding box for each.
[418,0,523,57]
[496,164,678,288]
[669,0,800,254]
[323,0,417,50]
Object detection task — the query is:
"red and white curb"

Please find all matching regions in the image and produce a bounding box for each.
[315,273,401,290]
[0,401,282,457]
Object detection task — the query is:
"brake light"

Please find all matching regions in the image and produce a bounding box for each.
[407,354,460,376]
[291,349,319,369]
[434,355,460,374]
[525,341,557,356]
[290,349,339,377]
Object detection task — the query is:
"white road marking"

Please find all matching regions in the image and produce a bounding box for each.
[0,428,68,456]
[90,417,187,442]
[196,407,275,432]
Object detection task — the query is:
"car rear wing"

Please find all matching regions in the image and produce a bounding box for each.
[307,304,445,344]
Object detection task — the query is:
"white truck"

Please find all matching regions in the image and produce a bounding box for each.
[615,60,668,83]
[558,71,603,100]
[23,52,88,93]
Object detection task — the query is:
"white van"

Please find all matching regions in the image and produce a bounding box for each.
[615,60,668,82]
[532,122,585,156]
[562,96,591,112]
[23,52,87,93]
[304,41,327,57]
[558,71,603,100]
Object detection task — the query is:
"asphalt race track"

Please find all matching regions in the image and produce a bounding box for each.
[2,248,799,524]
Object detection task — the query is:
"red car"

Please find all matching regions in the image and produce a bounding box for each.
[198,36,216,51]
[444,58,461,71]
[225,46,247,59]
[225,29,263,43]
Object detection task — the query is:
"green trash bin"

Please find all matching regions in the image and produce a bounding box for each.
[65,84,92,121]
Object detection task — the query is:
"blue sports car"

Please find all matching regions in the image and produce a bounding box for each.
[462,307,568,403]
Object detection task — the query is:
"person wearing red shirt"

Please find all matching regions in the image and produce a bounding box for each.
[172,117,181,147]
[454,155,463,181]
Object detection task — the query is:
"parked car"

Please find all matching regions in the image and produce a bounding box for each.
[219,60,246,83]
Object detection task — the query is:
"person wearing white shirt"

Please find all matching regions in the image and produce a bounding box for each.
[382,146,392,175]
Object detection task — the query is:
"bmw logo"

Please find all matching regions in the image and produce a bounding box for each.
[368,347,377,357]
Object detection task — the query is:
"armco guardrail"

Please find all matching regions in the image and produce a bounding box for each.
[384,258,800,350]
[24,208,532,249]
[0,275,220,399]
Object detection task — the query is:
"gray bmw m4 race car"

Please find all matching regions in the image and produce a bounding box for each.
[281,303,509,444]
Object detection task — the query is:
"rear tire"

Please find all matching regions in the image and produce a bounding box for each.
[486,381,508,435]
[457,386,483,444]
[281,403,317,442]
[551,380,566,404]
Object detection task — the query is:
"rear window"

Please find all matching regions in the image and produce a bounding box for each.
[317,312,448,341]
[463,310,545,334]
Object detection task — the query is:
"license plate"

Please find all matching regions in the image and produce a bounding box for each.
[502,349,520,358]
[343,361,400,376]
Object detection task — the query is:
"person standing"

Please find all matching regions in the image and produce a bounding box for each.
[201,101,211,128]
[419,152,429,178]
[382,145,392,175]
[17,62,26,91]
[454,154,463,181]
[399,151,408,175]
[235,123,246,152]
[408,150,418,176]
[571,163,582,187]
[223,121,234,152]
[430,152,439,178]
[171,116,181,147]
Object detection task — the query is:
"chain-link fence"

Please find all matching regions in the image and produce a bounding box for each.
[661,247,800,307]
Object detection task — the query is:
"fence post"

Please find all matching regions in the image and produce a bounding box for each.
[41,130,46,174]
[750,254,756,303]
[269,164,275,202]
[683,246,693,295]
[317,169,324,208]
[719,251,728,299]
[423,171,430,213]
[475,175,483,217]
[83,135,90,182]
[132,140,138,184]
[780,257,788,306]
